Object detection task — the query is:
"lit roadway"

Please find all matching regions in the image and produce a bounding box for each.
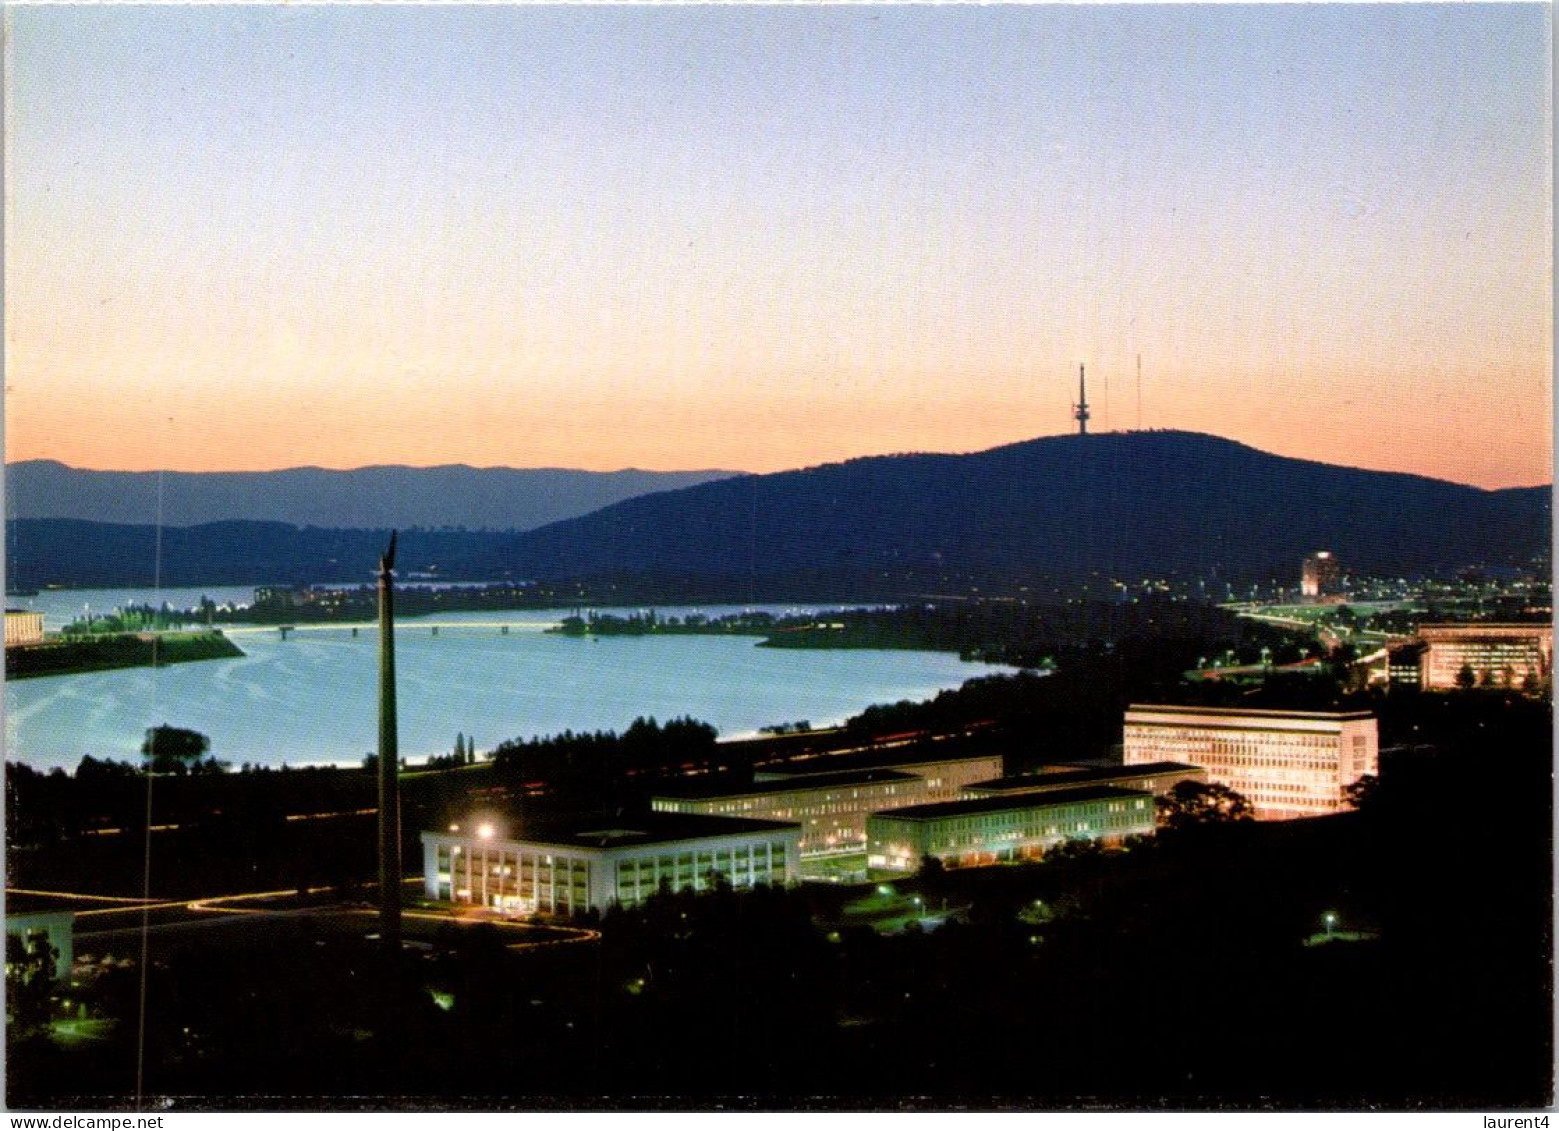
[8,884,601,953]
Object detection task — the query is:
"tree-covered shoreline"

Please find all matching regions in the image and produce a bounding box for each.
[4,631,243,681]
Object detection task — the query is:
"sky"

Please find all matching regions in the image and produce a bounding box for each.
[4,4,1551,488]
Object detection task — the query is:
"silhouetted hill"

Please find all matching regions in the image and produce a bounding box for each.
[490,432,1550,587]
[4,461,738,532]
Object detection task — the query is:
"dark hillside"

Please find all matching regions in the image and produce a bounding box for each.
[493,431,1549,585]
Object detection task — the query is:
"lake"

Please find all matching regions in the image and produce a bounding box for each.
[4,595,1014,773]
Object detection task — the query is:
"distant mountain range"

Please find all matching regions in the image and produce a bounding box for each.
[5,433,1548,593]
[4,461,738,532]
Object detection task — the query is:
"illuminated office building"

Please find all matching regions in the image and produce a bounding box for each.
[867,786,1156,872]
[1417,623,1552,690]
[1122,704,1377,820]
[422,811,801,916]
[652,768,927,880]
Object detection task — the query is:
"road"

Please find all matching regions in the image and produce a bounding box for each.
[11,883,601,954]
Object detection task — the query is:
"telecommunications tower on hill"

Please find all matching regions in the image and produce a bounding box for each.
[1073,364,1091,435]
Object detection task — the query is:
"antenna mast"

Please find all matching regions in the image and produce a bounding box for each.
[1136,353,1143,431]
[1072,364,1090,436]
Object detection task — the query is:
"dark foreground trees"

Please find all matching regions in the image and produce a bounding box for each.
[5,933,59,1043]
[140,724,214,775]
[1155,780,1254,832]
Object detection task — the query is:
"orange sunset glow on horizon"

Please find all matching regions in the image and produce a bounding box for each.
[5,5,1550,491]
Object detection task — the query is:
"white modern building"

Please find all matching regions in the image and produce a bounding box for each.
[422,811,802,916]
[867,786,1156,872]
[1122,704,1378,820]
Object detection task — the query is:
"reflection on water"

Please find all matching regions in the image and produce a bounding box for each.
[6,612,1012,772]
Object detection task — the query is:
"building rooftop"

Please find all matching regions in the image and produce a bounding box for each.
[1126,704,1376,722]
[653,767,919,801]
[432,810,801,850]
[871,785,1152,822]
[1418,622,1552,636]
[965,762,1202,792]
[755,747,1001,780]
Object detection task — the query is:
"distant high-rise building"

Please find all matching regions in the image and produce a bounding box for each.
[1301,551,1342,598]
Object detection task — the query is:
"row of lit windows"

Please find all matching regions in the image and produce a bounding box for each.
[1140,743,1343,762]
[917,817,1155,854]
[878,807,1151,844]
[657,792,917,821]
[436,845,590,878]
[1134,743,1343,770]
[615,863,778,892]
[1131,734,1345,751]
[613,843,786,878]
[897,804,1136,833]
[1242,781,1330,795]
[1129,726,1350,743]
[611,844,789,908]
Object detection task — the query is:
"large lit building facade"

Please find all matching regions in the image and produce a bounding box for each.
[1122,704,1378,820]
[422,812,802,916]
[866,786,1156,872]
[651,768,928,879]
[4,610,44,646]
[1417,623,1552,690]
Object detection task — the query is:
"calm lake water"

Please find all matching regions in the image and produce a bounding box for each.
[4,594,1013,772]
